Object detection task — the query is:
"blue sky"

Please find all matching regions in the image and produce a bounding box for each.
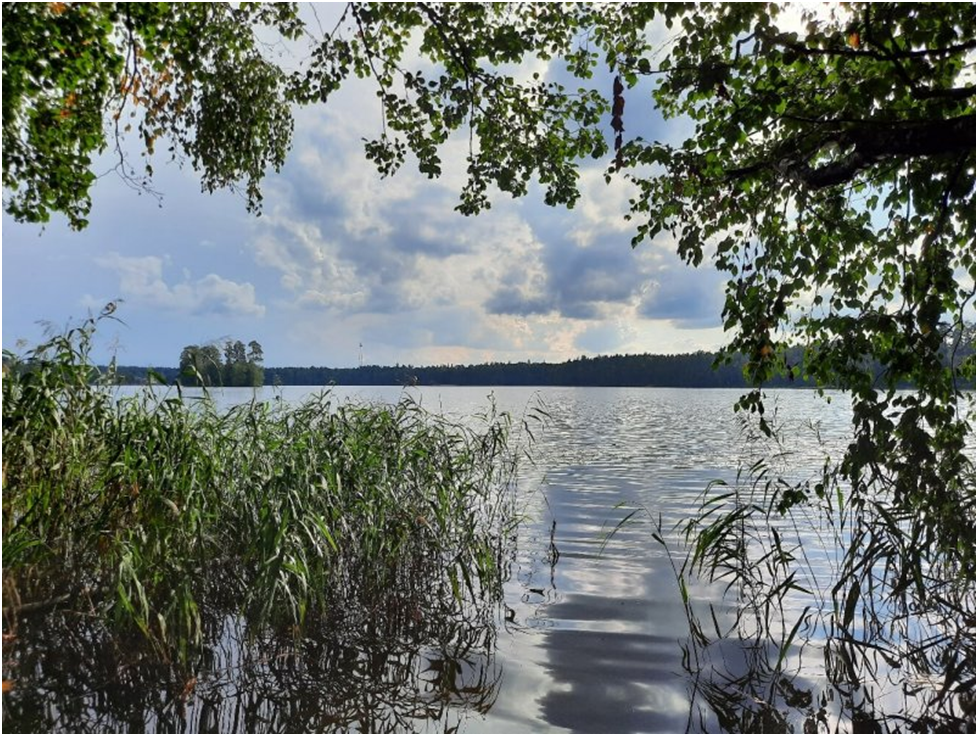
[2,14,729,369]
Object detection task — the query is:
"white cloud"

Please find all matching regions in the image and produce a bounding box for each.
[236,83,731,366]
[96,253,265,317]
[1,19,734,368]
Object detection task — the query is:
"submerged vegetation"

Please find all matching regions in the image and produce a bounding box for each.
[665,412,976,733]
[2,312,525,684]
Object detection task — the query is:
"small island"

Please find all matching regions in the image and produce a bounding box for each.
[178,339,264,387]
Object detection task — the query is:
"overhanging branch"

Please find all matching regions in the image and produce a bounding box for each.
[728,114,976,190]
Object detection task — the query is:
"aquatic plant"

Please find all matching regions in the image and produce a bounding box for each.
[673,411,976,733]
[2,312,524,667]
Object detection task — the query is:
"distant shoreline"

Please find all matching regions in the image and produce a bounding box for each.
[105,350,817,389]
[98,339,972,390]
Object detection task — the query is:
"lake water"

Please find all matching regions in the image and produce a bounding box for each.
[3,385,941,732]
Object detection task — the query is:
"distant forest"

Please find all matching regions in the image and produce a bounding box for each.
[107,328,975,389]
[112,349,809,389]
[107,352,828,388]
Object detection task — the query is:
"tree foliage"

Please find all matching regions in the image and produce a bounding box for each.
[2,2,300,228]
[179,338,263,387]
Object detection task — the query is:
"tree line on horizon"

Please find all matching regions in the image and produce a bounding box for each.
[109,327,974,389]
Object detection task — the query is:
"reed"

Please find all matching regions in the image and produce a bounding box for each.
[2,313,523,663]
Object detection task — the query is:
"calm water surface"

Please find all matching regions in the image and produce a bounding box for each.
[5,386,862,732]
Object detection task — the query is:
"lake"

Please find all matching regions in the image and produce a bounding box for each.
[0,385,934,732]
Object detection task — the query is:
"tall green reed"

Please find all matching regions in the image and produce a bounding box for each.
[668,410,974,732]
[3,313,525,663]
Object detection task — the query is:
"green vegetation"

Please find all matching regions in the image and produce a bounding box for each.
[675,433,975,731]
[2,2,298,229]
[179,339,264,387]
[3,312,525,664]
[120,351,765,388]
[3,1,975,728]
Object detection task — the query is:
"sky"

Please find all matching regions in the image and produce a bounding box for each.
[1,10,731,369]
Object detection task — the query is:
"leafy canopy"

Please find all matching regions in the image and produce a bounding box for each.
[2,2,301,229]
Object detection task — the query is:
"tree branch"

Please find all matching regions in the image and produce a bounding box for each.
[790,114,976,189]
[728,114,976,190]
[911,85,976,101]
[416,2,477,79]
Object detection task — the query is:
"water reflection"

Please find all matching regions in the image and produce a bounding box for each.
[679,629,904,733]
[526,465,713,733]
[4,574,503,732]
[8,386,905,733]
[480,387,864,733]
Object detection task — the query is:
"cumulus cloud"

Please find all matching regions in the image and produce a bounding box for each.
[96,253,265,317]
[485,285,555,316]
[247,96,727,364]
[251,99,555,324]
[2,16,739,368]
[483,194,724,333]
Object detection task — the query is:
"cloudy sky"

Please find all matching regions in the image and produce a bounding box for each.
[2,12,730,369]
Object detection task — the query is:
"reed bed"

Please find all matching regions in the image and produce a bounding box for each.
[2,316,523,664]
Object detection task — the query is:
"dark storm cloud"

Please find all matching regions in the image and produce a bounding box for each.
[637,266,725,329]
[485,287,555,316]
[485,210,651,319]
